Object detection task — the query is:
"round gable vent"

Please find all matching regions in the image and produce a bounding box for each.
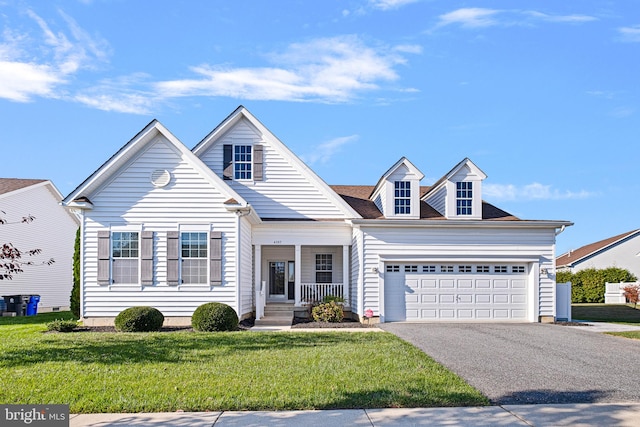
[150,169,171,187]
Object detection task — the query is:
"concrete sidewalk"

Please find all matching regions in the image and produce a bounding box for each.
[70,403,640,426]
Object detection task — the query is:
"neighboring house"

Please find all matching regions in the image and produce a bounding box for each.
[556,229,640,279]
[0,179,79,312]
[62,106,572,326]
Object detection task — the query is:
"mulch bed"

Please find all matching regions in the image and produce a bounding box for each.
[552,321,592,326]
[291,318,375,329]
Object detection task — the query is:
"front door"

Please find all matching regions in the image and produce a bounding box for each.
[269,261,295,301]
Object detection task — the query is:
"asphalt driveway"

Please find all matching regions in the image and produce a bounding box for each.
[379,322,640,404]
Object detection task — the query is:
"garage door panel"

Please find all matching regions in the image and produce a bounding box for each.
[458,279,473,288]
[421,279,437,288]
[493,294,509,304]
[494,280,509,288]
[476,280,491,288]
[384,263,529,322]
[440,279,455,288]
[422,294,437,303]
[512,280,526,289]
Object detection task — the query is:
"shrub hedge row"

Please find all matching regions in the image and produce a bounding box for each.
[557,267,637,303]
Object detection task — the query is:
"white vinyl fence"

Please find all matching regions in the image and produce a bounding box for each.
[556,282,572,321]
[604,282,638,304]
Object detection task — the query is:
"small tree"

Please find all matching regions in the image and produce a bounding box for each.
[623,285,639,308]
[1,211,54,280]
[70,227,80,318]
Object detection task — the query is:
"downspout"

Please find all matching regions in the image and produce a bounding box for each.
[555,225,566,236]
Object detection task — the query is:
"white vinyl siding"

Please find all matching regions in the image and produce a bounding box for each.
[81,136,240,318]
[423,186,446,216]
[0,183,78,311]
[198,119,349,219]
[360,226,556,320]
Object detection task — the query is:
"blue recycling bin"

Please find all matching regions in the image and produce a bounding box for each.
[26,295,40,316]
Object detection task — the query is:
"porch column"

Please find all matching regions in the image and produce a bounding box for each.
[254,244,263,320]
[295,245,302,306]
[342,245,350,305]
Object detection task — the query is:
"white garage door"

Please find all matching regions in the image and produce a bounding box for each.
[384,263,528,322]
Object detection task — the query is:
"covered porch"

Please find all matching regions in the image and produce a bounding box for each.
[252,222,353,321]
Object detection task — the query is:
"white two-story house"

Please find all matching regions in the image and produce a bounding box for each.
[63,106,571,325]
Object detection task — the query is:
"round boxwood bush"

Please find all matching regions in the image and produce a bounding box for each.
[114,306,164,332]
[191,302,238,332]
[312,301,344,323]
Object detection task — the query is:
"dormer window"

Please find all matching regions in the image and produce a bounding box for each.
[456,182,472,215]
[394,181,411,214]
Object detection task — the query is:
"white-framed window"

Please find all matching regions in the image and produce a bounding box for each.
[440,265,454,273]
[315,254,333,283]
[386,265,400,272]
[476,265,490,273]
[181,232,208,284]
[234,145,252,180]
[111,231,139,284]
[458,265,472,273]
[512,266,526,274]
[456,182,473,215]
[394,181,411,214]
[494,265,508,273]
[404,265,418,273]
[422,265,436,273]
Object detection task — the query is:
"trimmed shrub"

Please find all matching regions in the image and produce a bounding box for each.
[46,319,78,333]
[563,267,637,303]
[312,301,344,323]
[114,306,164,332]
[191,302,239,332]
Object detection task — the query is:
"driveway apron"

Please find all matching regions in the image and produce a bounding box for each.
[379,323,640,404]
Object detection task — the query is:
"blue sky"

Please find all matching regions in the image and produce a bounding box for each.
[1,0,639,257]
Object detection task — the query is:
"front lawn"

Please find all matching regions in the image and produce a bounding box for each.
[607,331,640,340]
[0,313,487,413]
[572,303,640,324]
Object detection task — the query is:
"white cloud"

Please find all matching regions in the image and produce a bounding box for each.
[618,25,640,43]
[0,9,109,102]
[484,182,594,201]
[437,8,501,29]
[369,0,419,11]
[300,135,359,165]
[525,11,597,23]
[435,8,597,30]
[0,61,62,101]
[155,36,416,103]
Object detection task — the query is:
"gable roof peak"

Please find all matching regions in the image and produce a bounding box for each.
[370,157,425,200]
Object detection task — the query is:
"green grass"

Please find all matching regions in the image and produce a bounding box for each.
[572,303,640,324]
[0,312,487,413]
[606,331,640,340]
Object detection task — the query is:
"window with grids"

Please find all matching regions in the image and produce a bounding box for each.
[394,181,411,214]
[456,182,473,215]
[234,145,252,180]
[386,265,400,272]
[181,232,208,284]
[112,232,139,284]
[315,254,333,283]
[476,265,490,273]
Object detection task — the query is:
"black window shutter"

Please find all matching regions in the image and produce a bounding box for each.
[167,231,180,285]
[97,230,111,285]
[253,144,263,181]
[141,231,154,285]
[210,231,222,285]
[223,144,233,180]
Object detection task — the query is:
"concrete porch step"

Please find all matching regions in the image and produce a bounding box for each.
[254,315,293,327]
